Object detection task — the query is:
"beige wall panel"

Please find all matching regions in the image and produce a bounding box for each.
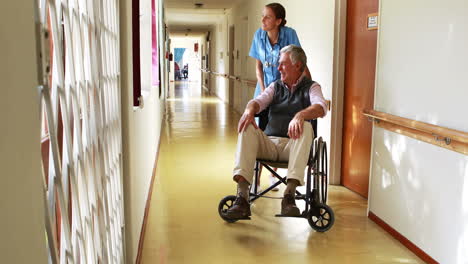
[0,1,48,263]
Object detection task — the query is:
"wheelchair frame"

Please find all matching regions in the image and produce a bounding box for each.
[218,117,335,232]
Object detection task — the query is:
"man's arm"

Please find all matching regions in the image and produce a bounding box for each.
[296,104,325,121]
[288,104,325,139]
[237,83,275,133]
[238,100,260,133]
[238,83,275,133]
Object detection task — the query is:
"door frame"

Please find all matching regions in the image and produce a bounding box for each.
[329,0,348,186]
[331,0,379,198]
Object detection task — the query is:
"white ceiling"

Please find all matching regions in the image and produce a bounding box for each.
[165,0,244,35]
[165,0,242,9]
[166,8,224,31]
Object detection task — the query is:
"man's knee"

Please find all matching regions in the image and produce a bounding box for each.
[239,124,257,137]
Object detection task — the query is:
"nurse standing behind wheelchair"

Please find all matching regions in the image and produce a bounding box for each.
[248,2,311,190]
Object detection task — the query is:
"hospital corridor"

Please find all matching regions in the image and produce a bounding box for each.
[2,0,468,264]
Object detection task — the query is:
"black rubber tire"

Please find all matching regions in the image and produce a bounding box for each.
[307,203,335,232]
[319,140,328,204]
[218,195,238,223]
[311,137,328,204]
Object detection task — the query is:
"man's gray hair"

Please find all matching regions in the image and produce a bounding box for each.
[280,45,307,72]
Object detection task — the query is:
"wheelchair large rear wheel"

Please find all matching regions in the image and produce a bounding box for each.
[218,195,238,223]
[312,138,328,204]
[307,203,334,232]
[318,141,328,204]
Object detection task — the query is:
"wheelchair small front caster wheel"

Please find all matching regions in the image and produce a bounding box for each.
[307,203,334,232]
[218,195,238,223]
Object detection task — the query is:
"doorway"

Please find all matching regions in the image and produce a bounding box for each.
[341,0,379,198]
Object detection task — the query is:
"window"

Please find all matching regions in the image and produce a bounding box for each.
[36,0,124,262]
[133,0,162,106]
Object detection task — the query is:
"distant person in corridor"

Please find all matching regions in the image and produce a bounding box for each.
[182,64,188,79]
[226,45,327,219]
[249,2,311,190]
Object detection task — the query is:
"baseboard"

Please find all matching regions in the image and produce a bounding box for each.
[368,211,438,264]
[135,124,164,264]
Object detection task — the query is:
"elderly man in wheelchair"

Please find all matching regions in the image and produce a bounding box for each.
[219,45,334,231]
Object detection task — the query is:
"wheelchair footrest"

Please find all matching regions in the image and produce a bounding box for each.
[274,213,306,218]
[234,216,251,220]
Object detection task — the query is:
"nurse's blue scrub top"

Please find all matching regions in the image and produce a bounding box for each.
[249,26,302,97]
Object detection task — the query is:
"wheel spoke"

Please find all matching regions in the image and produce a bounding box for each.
[223,200,234,211]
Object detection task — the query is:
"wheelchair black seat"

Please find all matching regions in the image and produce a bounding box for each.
[256,107,318,139]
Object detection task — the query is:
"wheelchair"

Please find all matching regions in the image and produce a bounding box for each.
[218,110,335,232]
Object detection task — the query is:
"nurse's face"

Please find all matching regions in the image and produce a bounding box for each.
[261,7,282,32]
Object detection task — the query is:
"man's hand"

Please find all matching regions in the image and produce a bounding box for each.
[238,101,260,133]
[288,112,305,139]
[238,109,258,133]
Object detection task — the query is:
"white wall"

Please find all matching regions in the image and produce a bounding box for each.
[208,27,218,95]
[369,0,468,263]
[199,33,209,90]
[120,0,166,262]
[227,4,254,113]
[212,14,230,102]
[0,1,48,263]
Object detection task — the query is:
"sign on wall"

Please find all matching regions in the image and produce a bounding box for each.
[367,13,378,30]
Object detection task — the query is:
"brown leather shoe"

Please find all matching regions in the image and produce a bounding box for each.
[225,196,251,219]
[281,194,301,216]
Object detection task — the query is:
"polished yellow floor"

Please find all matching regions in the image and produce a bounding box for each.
[140,80,423,264]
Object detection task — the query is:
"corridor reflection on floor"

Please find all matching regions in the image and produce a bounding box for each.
[140,80,423,263]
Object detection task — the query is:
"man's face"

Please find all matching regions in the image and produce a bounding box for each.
[278,52,300,84]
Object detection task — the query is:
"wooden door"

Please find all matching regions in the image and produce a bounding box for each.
[341,0,379,198]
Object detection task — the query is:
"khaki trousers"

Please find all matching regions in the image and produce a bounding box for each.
[233,122,313,186]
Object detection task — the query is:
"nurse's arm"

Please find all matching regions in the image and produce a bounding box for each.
[255,59,266,91]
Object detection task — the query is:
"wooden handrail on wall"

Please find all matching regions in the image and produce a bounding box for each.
[201,68,256,87]
[363,109,468,155]
[201,68,331,110]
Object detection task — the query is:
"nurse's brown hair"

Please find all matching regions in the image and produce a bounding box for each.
[266,3,287,27]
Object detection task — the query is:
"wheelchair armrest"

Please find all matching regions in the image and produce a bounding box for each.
[254,108,269,117]
[309,136,323,165]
